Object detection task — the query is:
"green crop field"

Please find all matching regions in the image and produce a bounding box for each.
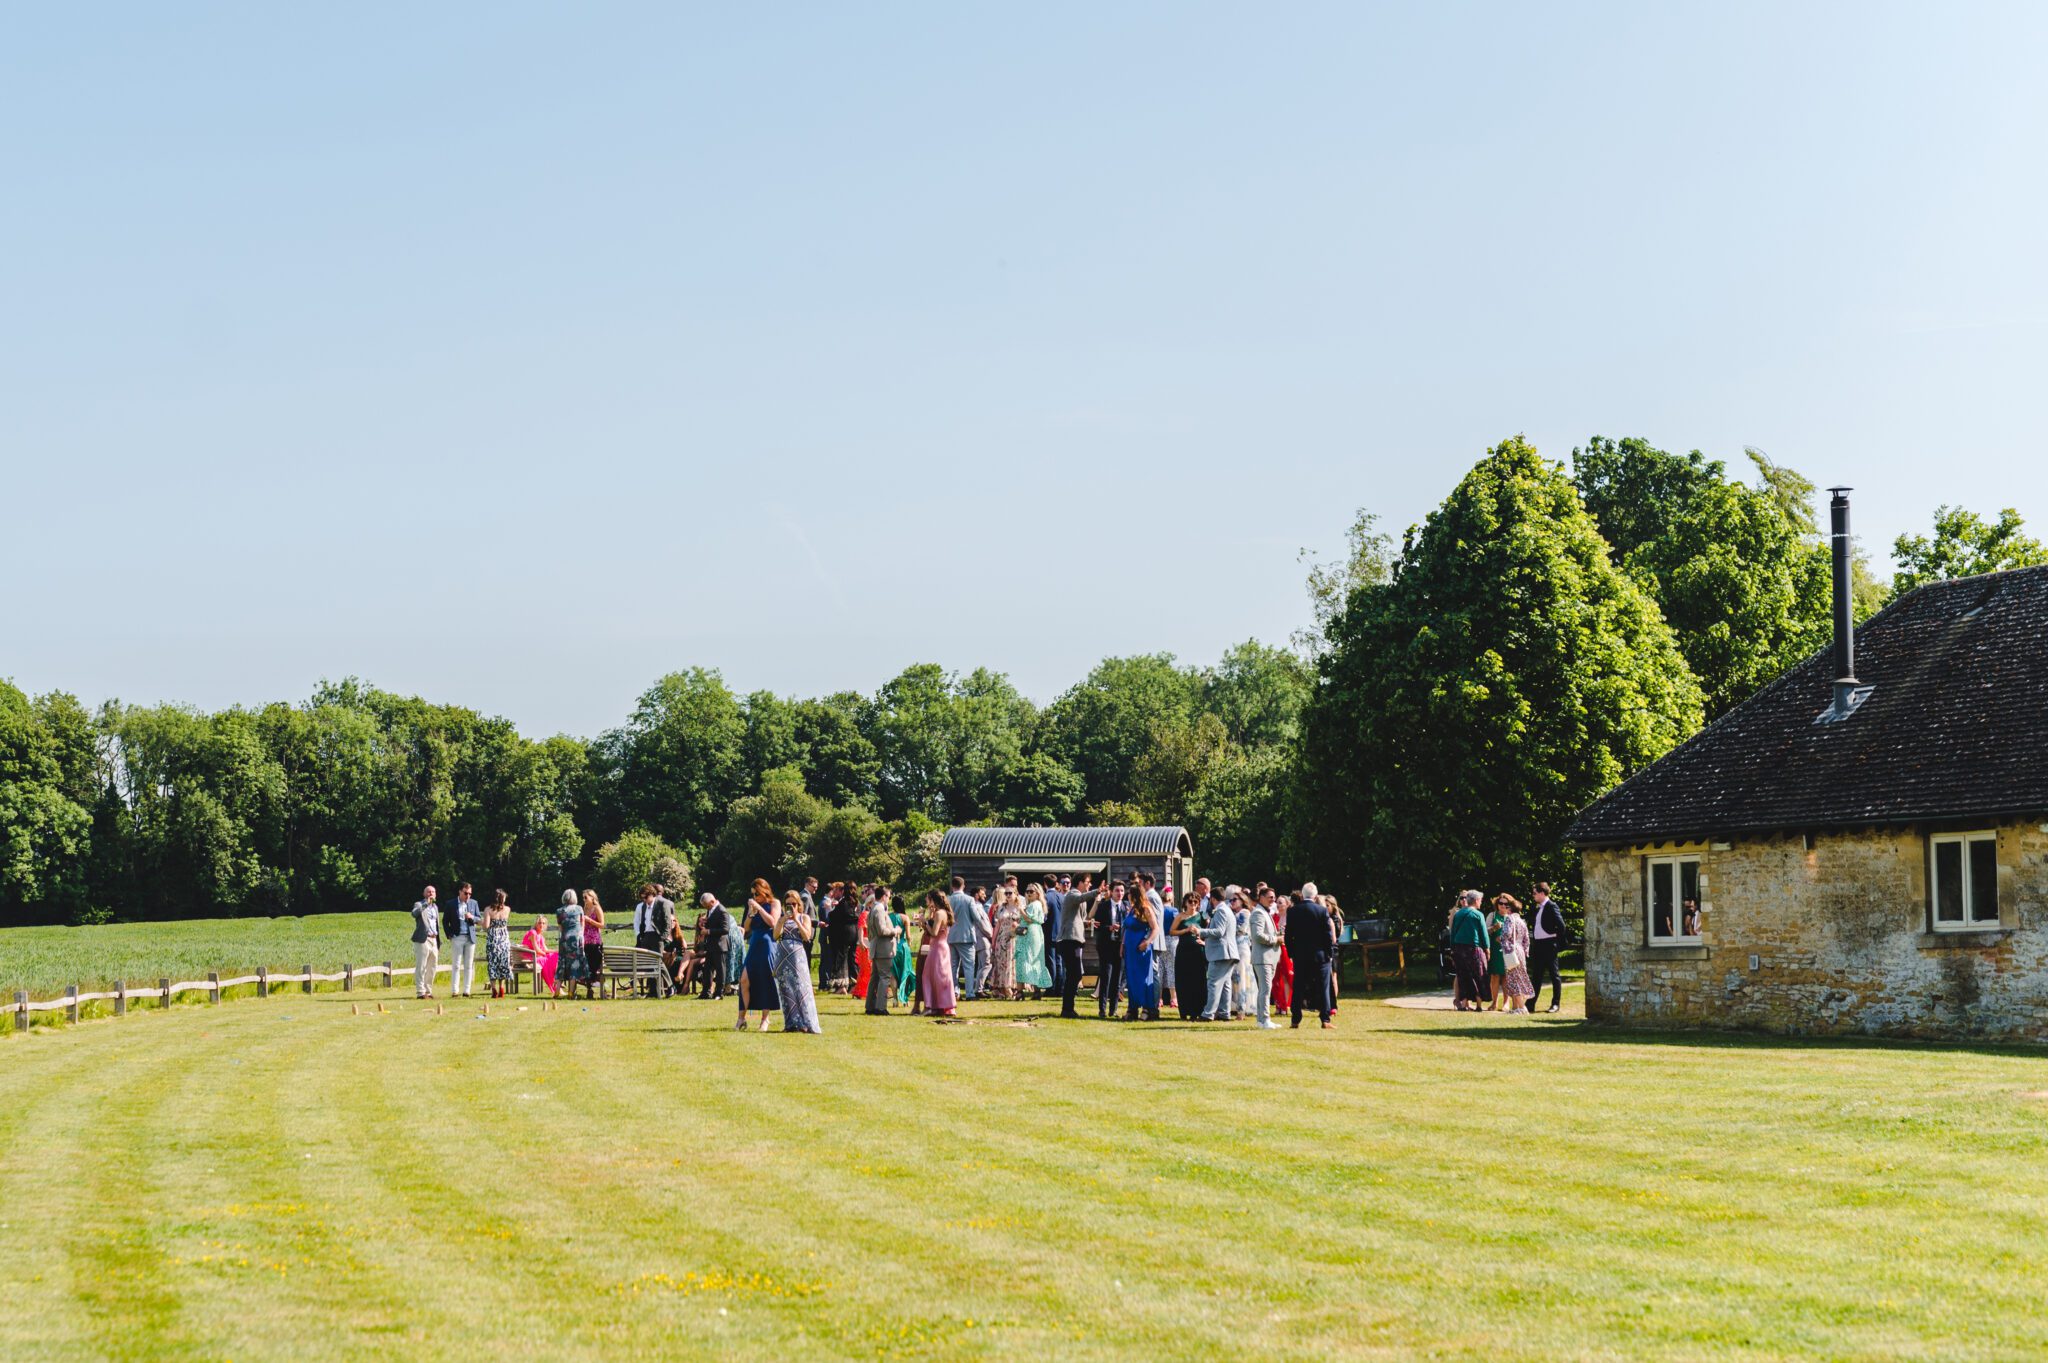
[4,967,2047,1363]
[0,914,419,997]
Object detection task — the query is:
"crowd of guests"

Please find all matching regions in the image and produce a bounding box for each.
[1442,883,1566,1014]
[405,870,1362,1031]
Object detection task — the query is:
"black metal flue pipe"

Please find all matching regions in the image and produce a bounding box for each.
[1829,486,1855,685]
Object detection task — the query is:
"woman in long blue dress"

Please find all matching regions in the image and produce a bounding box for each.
[1120,889,1160,1021]
[736,879,781,1031]
[773,890,822,1034]
[554,890,589,996]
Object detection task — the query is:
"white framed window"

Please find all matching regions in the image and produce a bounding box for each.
[1645,855,1702,944]
[1929,832,2000,931]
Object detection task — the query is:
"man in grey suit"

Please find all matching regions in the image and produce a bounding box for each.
[1197,889,1241,1020]
[410,885,442,999]
[865,886,901,1015]
[448,882,480,998]
[947,876,988,1000]
[1245,887,1282,1028]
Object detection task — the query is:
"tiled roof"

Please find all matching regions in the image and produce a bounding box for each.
[938,826,1193,858]
[1568,565,2048,845]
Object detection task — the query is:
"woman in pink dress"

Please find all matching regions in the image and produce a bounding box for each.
[918,889,957,1018]
[520,919,558,995]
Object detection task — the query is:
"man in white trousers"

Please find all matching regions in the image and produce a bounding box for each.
[410,885,443,999]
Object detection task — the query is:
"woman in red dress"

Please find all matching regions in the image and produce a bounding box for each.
[1270,888,1294,1013]
[853,885,874,1001]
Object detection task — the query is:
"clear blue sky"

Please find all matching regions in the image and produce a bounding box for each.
[6,2,2045,738]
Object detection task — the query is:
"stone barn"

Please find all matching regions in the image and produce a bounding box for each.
[1568,492,2048,1043]
[937,826,1194,899]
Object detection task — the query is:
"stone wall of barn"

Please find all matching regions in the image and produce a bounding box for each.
[1581,822,2048,1042]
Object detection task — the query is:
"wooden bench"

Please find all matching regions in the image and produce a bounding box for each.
[600,946,670,999]
[510,945,546,995]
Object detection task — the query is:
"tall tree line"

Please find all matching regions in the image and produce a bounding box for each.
[4,435,2039,931]
[0,643,1311,926]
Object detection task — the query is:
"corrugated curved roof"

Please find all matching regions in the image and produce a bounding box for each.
[938,826,1193,858]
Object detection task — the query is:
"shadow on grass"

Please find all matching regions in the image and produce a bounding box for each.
[1389,1017,2048,1059]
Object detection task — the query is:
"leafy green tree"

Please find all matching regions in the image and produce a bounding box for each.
[593,829,693,913]
[695,769,827,902]
[1130,712,1230,826]
[1185,744,1291,888]
[1294,437,1704,931]
[599,668,747,852]
[1620,479,1832,718]
[0,681,94,923]
[1743,447,1819,535]
[793,694,881,809]
[800,804,904,886]
[868,664,957,818]
[108,704,287,917]
[739,691,803,792]
[867,665,1036,820]
[1892,505,2048,599]
[1200,639,1312,748]
[1083,798,1157,827]
[1293,511,1394,654]
[1571,436,1724,561]
[984,750,1084,825]
[889,812,948,899]
[1573,437,1833,718]
[1041,655,1200,809]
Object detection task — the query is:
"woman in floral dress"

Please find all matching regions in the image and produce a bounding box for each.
[772,890,822,1033]
[554,890,589,996]
[1495,894,1535,1013]
[989,888,1021,998]
[483,889,513,998]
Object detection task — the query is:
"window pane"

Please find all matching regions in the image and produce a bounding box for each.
[1680,861,1701,937]
[1969,838,1999,923]
[1650,862,1674,938]
[1934,841,1963,923]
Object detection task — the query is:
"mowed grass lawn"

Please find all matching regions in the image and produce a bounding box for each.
[4,981,2048,1362]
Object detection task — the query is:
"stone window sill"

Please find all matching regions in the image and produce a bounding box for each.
[1917,929,2013,949]
[1633,944,1708,961]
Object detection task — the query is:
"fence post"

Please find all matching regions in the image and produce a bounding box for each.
[13,991,24,1033]
[115,981,127,1018]
[66,985,79,1024]
[160,977,171,1009]
[209,972,221,1004]
[344,964,354,992]
[383,960,393,988]
[257,967,268,999]
[302,964,313,995]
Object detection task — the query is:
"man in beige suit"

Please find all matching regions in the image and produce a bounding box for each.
[410,885,442,999]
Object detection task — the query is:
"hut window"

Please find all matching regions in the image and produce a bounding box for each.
[1645,855,1702,944]
[1929,833,1999,931]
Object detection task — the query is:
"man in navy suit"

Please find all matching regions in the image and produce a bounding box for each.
[1044,875,1069,996]
[1283,884,1336,1029]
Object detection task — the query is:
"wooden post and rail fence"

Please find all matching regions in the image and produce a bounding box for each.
[10,959,435,1032]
